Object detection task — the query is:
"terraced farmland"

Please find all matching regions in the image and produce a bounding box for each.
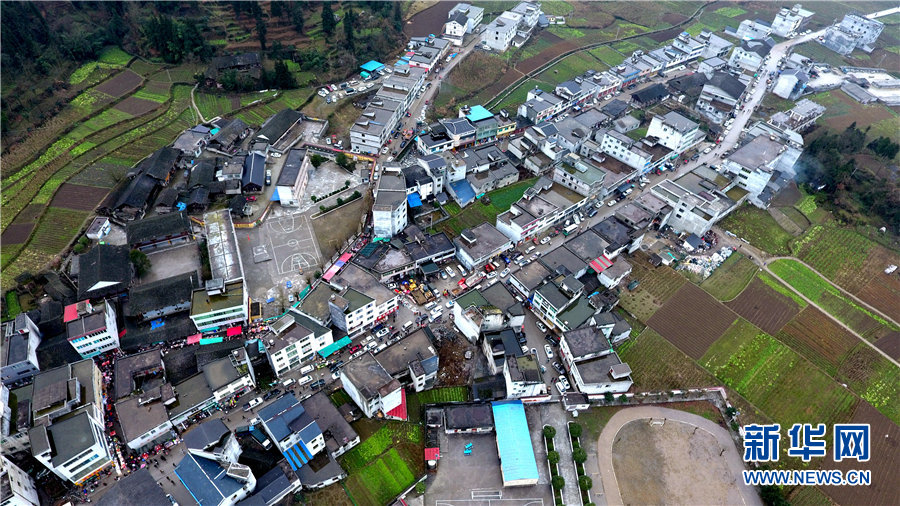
[618,253,687,321]
[726,277,801,335]
[837,344,900,424]
[617,328,719,391]
[774,307,859,376]
[699,252,759,301]
[647,282,737,359]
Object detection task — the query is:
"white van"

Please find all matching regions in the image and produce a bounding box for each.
[457,265,467,277]
[298,375,314,386]
[299,365,315,375]
[525,246,536,254]
[282,378,296,387]
[424,301,437,312]
[402,321,414,332]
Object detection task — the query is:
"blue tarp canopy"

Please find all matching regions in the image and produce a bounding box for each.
[360,60,384,72]
[318,336,352,358]
[407,192,423,208]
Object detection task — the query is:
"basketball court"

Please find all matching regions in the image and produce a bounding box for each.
[261,211,321,274]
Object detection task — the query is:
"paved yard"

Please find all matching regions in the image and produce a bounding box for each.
[426,428,551,506]
[298,162,362,213]
[138,242,202,285]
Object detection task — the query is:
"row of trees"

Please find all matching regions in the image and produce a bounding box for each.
[142,14,213,63]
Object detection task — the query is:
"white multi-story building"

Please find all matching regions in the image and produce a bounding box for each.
[30,408,112,484]
[531,276,583,331]
[650,167,743,235]
[600,130,652,174]
[1,454,40,506]
[65,300,119,359]
[728,38,774,72]
[202,352,256,403]
[771,4,814,37]
[1,314,41,386]
[720,135,795,208]
[266,311,334,378]
[190,280,248,332]
[445,3,484,44]
[646,111,702,155]
[696,72,747,125]
[734,18,772,40]
[376,67,426,112]
[496,178,588,244]
[482,11,521,51]
[504,354,546,399]
[372,172,408,239]
[349,98,403,155]
[559,324,632,396]
[340,353,404,419]
[327,264,399,336]
[453,223,513,271]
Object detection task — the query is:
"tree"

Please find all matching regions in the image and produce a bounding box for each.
[310,154,325,168]
[551,476,565,490]
[335,152,353,170]
[572,448,587,464]
[759,485,789,506]
[343,7,355,51]
[543,425,556,440]
[414,481,426,495]
[568,423,582,439]
[392,1,403,32]
[604,392,615,403]
[578,476,593,491]
[291,3,305,33]
[270,0,283,18]
[618,394,628,403]
[321,2,336,37]
[130,250,152,277]
[256,17,267,50]
[547,451,560,465]
[725,406,738,418]
[273,60,297,89]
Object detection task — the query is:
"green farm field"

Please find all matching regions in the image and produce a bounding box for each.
[340,421,423,506]
[718,204,794,255]
[433,179,537,237]
[618,254,687,321]
[617,328,718,391]
[699,253,759,301]
[768,259,897,340]
[702,322,859,428]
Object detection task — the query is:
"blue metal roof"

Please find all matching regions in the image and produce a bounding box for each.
[491,400,539,484]
[259,394,306,442]
[174,454,243,505]
[407,192,423,208]
[360,60,384,72]
[282,440,313,470]
[466,105,494,123]
[449,180,476,205]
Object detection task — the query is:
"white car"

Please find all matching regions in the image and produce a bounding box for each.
[536,321,547,333]
[540,236,551,245]
[555,381,568,395]
[560,376,571,390]
[376,328,389,338]
[446,300,455,309]
[381,146,389,155]
[544,344,554,360]
[500,268,510,278]
[487,271,497,279]
[607,200,617,207]
[703,147,712,154]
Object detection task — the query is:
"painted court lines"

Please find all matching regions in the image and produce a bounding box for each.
[264,212,321,275]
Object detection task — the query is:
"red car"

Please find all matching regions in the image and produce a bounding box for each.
[246,196,257,202]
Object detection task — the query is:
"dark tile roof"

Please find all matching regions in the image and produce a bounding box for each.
[189,159,217,188]
[126,212,191,246]
[277,148,306,187]
[96,468,168,506]
[444,403,494,430]
[187,186,210,209]
[115,174,158,210]
[77,244,132,299]
[630,83,669,104]
[121,314,196,353]
[174,454,243,505]
[140,147,180,181]
[242,152,266,189]
[126,272,198,317]
[183,418,230,450]
[256,109,302,143]
[601,99,629,118]
[154,187,179,209]
[705,72,747,100]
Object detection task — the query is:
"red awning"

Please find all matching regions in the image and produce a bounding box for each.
[187,334,201,345]
[226,326,242,337]
[424,447,441,461]
[589,255,613,273]
[385,388,408,421]
[63,301,89,323]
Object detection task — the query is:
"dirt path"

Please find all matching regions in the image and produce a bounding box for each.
[190,83,206,123]
[596,406,761,506]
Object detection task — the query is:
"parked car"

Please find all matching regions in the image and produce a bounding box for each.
[552,361,565,374]
[540,236,551,245]
[560,376,571,390]
[446,300,455,308]
[544,344,554,360]
[376,328,390,338]
[607,199,617,207]
[243,397,263,411]
[265,169,272,186]
[555,381,568,395]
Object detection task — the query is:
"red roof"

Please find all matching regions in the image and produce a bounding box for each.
[63,301,88,323]
[424,447,441,461]
[385,388,408,421]
[589,255,613,273]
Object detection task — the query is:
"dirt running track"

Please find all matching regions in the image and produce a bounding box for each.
[596,406,761,506]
